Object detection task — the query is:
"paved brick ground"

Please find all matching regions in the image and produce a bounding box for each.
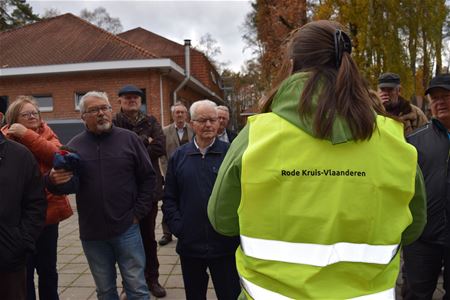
[34,197,444,299]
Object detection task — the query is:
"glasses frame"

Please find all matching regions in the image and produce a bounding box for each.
[19,111,40,119]
[84,105,112,115]
[192,118,218,125]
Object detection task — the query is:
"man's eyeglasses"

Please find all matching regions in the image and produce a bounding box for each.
[430,94,450,103]
[193,118,218,124]
[84,105,112,115]
[19,111,39,119]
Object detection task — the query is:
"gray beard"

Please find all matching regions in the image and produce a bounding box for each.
[96,122,112,132]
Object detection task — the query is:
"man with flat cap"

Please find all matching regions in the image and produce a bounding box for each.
[403,73,450,299]
[378,72,428,135]
[113,84,167,298]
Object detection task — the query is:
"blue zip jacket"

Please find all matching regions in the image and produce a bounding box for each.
[162,138,239,258]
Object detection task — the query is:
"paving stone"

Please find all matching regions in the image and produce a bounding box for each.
[59,287,95,300]
[59,263,89,274]
[58,273,80,286]
[59,246,84,255]
[165,274,184,288]
[171,264,182,275]
[158,263,175,275]
[70,254,88,264]
[160,288,187,299]
[71,274,96,287]
[158,255,179,265]
[58,254,77,263]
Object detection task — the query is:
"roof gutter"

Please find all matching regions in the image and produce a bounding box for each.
[173,39,191,105]
[0,58,183,76]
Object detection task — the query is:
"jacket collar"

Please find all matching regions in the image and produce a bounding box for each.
[116,110,146,126]
[432,118,449,134]
[187,138,224,155]
[85,125,115,138]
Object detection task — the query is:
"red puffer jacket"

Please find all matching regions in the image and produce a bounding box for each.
[1,122,73,224]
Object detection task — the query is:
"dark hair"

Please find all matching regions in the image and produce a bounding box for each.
[260,20,376,141]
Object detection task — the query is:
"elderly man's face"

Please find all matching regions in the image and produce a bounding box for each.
[191,105,218,142]
[172,105,188,126]
[430,88,450,127]
[378,86,400,106]
[217,109,230,133]
[82,96,112,134]
[119,94,142,113]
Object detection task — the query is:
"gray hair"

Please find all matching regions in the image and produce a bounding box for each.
[170,101,187,113]
[216,105,229,113]
[79,91,110,114]
[190,99,217,120]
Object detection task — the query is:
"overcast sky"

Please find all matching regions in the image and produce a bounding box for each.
[28,0,254,72]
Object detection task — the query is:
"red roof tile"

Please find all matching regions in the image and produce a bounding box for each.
[118,27,186,57]
[0,13,158,68]
[119,27,222,94]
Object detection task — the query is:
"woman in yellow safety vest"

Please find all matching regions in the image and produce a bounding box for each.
[208,20,427,299]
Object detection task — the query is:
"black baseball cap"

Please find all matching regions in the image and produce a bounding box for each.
[425,74,450,95]
[118,84,144,97]
[378,73,401,88]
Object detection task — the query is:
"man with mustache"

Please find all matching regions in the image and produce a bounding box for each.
[47,91,155,300]
[378,72,428,135]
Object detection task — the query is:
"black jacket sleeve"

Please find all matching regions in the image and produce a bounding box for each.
[132,134,156,220]
[21,151,47,251]
[143,117,166,160]
[162,152,183,237]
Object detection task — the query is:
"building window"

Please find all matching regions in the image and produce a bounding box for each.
[33,95,53,112]
[0,96,8,115]
[74,92,87,111]
[140,88,147,113]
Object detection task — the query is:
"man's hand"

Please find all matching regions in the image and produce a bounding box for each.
[49,168,73,185]
[378,91,390,104]
[7,123,28,138]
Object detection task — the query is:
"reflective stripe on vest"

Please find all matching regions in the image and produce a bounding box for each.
[240,235,399,267]
[241,277,395,300]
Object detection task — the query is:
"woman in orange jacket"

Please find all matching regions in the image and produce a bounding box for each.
[2,96,72,300]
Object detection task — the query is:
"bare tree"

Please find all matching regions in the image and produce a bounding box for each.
[79,7,122,34]
[41,8,60,18]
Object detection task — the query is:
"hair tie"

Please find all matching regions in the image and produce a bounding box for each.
[334,29,352,68]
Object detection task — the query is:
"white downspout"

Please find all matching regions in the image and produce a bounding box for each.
[159,74,165,125]
[173,39,191,104]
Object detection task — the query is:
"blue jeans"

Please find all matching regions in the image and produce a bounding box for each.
[82,223,150,300]
[27,223,59,300]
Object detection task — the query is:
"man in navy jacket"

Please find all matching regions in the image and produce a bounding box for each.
[48,91,155,300]
[163,100,240,300]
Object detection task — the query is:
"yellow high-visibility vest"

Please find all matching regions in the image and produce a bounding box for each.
[238,113,417,299]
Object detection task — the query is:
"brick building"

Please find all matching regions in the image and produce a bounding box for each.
[0,13,224,141]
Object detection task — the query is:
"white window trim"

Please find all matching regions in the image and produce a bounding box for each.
[33,95,53,112]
